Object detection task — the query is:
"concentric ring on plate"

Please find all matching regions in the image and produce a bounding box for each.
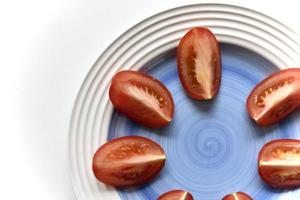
[69,3,300,200]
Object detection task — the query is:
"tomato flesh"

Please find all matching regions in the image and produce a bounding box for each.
[258,139,300,188]
[157,190,193,200]
[92,136,166,187]
[222,192,252,200]
[109,70,174,128]
[247,68,300,126]
[177,27,221,100]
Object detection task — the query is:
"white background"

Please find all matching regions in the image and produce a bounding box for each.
[1,0,300,199]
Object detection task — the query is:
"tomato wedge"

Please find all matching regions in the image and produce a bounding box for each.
[247,68,300,126]
[222,192,252,200]
[92,136,166,187]
[177,27,221,100]
[157,190,193,200]
[258,139,300,188]
[109,70,174,128]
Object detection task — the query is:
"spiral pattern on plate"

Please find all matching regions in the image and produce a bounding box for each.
[69,3,300,200]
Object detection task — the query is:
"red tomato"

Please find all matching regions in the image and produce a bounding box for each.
[109,70,174,128]
[177,27,221,100]
[92,136,166,187]
[222,192,252,200]
[258,139,300,188]
[157,190,193,200]
[247,68,300,126]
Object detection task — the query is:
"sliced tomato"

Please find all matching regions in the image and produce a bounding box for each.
[157,190,193,200]
[109,70,174,128]
[222,192,252,200]
[92,136,166,187]
[258,139,300,188]
[247,68,300,126]
[177,27,221,100]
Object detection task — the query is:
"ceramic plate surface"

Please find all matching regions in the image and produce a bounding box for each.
[69,4,300,200]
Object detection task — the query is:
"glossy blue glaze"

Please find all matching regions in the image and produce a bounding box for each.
[108,44,300,200]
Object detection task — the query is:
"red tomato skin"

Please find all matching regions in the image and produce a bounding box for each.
[247,68,300,126]
[177,27,221,100]
[109,70,174,128]
[222,192,252,200]
[157,190,193,200]
[92,136,166,187]
[258,139,300,188]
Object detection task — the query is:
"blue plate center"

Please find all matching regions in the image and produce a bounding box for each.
[108,44,300,200]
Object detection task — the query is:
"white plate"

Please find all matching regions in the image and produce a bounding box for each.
[69,3,300,200]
